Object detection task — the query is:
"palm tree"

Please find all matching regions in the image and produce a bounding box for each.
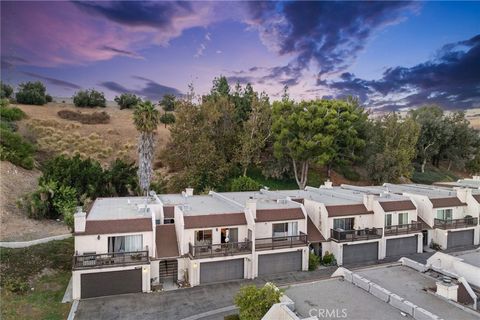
[133,101,160,195]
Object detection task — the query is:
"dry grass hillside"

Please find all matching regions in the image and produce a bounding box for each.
[465,107,480,130]
[15,102,170,166]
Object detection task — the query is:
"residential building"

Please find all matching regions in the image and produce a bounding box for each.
[434,176,480,189]
[382,184,479,249]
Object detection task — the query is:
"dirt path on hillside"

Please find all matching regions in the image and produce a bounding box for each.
[0,161,69,241]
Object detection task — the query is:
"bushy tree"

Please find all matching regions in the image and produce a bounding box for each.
[272,99,364,189]
[234,283,283,320]
[0,128,35,169]
[365,113,420,183]
[15,81,47,105]
[160,112,176,128]
[41,155,106,200]
[230,176,262,191]
[104,159,139,196]
[115,93,142,110]
[45,94,53,103]
[73,89,106,108]
[0,82,13,99]
[159,94,176,112]
[133,101,161,194]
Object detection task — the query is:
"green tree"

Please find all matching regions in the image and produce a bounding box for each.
[160,112,176,128]
[73,89,106,108]
[410,106,449,173]
[115,93,142,110]
[236,93,271,176]
[230,176,262,191]
[160,94,176,112]
[272,99,355,189]
[0,82,13,99]
[365,113,420,183]
[15,81,47,105]
[104,159,139,196]
[234,283,283,320]
[133,101,161,194]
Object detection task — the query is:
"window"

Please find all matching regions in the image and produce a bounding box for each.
[398,212,408,225]
[221,228,238,243]
[436,209,452,220]
[333,218,354,230]
[385,214,392,227]
[108,234,143,253]
[272,222,298,237]
[163,218,175,224]
[195,229,212,245]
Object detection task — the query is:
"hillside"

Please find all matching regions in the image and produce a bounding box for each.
[15,102,170,166]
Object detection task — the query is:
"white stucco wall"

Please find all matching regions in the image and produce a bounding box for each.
[427,252,480,287]
[75,231,154,256]
[72,264,151,300]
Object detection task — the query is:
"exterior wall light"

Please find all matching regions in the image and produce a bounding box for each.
[97,235,101,240]
[193,263,198,269]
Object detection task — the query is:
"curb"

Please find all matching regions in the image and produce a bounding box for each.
[0,234,72,248]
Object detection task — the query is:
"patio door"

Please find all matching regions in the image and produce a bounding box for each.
[333,218,354,230]
[221,228,238,243]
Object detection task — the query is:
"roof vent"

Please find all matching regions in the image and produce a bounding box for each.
[277,199,288,204]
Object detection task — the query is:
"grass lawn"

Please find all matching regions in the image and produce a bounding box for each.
[248,167,326,190]
[0,238,73,320]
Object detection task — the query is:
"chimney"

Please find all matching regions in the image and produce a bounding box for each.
[456,188,471,203]
[74,206,86,233]
[363,194,375,211]
[436,277,458,302]
[246,197,257,219]
[185,188,194,196]
[322,179,333,189]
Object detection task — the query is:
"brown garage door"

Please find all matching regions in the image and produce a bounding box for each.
[81,269,142,299]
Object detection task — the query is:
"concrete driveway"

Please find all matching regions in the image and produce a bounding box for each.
[74,267,336,320]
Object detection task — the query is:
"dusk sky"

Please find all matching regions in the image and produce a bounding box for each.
[1,1,479,111]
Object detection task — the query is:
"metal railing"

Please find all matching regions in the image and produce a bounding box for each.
[189,240,252,259]
[384,221,423,236]
[434,217,478,230]
[255,232,307,251]
[330,228,383,242]
[73,250,149,270]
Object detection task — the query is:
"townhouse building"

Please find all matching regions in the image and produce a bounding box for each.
[382,184,479,249]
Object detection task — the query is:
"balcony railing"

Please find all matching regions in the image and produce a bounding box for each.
[73,250,149,270]
[330,228,383,242]
[255,232,307,251]
[434,217,478,230]
[384,221,423,236]
[189,240,252,259]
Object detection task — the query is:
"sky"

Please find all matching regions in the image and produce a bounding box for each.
[1,1,479,111]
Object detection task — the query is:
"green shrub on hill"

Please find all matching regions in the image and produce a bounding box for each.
[0,104,26,121]
[0,82,14,99]
[15,81,48,105]
[0,128,35,169]
[114,93,142,110]
[230,176,262,191]
[73,89,106,108]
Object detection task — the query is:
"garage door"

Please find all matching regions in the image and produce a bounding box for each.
[343,242,378,265]
[447,229,474,248]
[81,269,142,299]
[386,236,418,257]
[200,259,244,284]
[258,251,302,276]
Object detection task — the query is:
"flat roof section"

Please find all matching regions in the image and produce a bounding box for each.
[358,265,479,320]
[383,183,459,199]
[220,191,302,210]
[176,195,243,216]
[88,197,155,221]
[453,250,480,268]
[285,278,409,320]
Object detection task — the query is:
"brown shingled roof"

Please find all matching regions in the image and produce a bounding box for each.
[325,204,372,217]
[183,213,246,229]
[307,216,325,243]
[430,197,466,208]
[156,224,179,258]
[76,218,152,235]
[255,208,305,222]
[379,200,416,212]
[163,206,175,219]
[473,194,480,203]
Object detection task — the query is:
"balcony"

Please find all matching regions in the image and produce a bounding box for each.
[73,250,149,270]
[255,232,307,251]
[384,221,423,236]
[189,241,252,259]
[330,228,382,242]
[434,217,478,230]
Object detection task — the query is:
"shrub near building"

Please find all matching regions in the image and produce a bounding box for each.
[73,89,106,108]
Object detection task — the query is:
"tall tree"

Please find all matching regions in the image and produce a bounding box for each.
[410,105,448,173]
[236,93,272,176]
[133,101,160,194]
[159,94,176,112]
[365,113,420,183]
[272,99,339,189]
